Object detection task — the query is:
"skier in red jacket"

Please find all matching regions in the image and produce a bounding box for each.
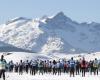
[81,57,86,77]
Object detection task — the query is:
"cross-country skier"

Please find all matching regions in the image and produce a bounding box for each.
[14,62,19,72]
[0,55,7,80]
[81,57,86,77]
[48,61,52,74]
[89,60,94,75]
[63,61,69,73]
[52,60,57,75]
[25,60,29,74]
[76,60,80,75]
[69,57,75,77]
[8,60,14,72]
[19,60,23,75]
[38,60,44,75]
[56,61,62,75]
[93,58,99,75]
[43,60,48,74]
[30,60,37,75]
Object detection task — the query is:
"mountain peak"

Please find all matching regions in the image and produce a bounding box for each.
[6,17,31,25]
[52,12,72,22]
[9,17,28,21]
[56,12,65,16]
[54,12,66,18]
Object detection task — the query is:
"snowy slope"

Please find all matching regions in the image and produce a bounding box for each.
[0,41,31,52]
[0,12,100,53]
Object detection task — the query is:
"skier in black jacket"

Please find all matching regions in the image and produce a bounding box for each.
[19,60,23,75]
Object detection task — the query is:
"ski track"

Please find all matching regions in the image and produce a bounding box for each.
[3,72,100,80]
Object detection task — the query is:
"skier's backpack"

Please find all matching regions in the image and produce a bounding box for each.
[76,61,79,67]
[64,63,68,68]
[45,63,48,68]
[0,59,6,70]
[70,60,75,68]
[93,62,98,68]
[59,63,62,68]
[81,60,86,68]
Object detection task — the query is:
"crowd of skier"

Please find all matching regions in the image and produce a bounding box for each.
[0,55,100,80]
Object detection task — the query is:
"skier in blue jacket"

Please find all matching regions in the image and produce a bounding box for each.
[69,57,75,77]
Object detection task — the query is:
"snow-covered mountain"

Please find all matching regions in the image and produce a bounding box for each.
[0,12,100,53]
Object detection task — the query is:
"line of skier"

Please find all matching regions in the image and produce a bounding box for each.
[0,55,100,80]
[6,57,100,76]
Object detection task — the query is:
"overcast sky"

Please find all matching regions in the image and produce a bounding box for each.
[0,0,100,24]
